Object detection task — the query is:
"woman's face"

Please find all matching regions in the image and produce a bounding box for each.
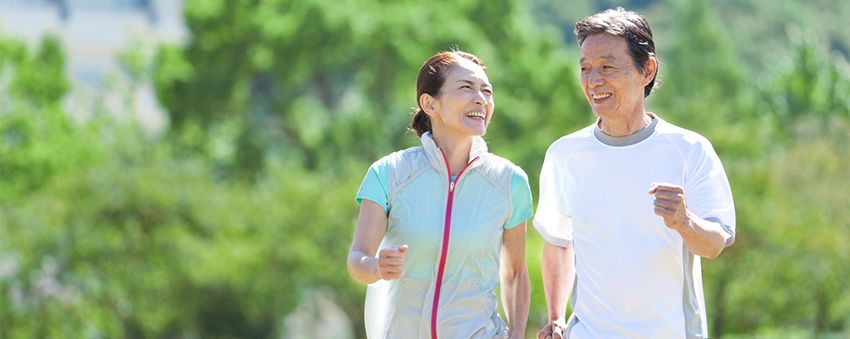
[428,59,494,139]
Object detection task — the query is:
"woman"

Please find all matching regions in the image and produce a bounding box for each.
[347,50,532,339]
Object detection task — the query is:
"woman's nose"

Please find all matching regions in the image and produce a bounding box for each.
[473,91,486,105]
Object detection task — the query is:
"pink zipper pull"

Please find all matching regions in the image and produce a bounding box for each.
[449,182,455,192]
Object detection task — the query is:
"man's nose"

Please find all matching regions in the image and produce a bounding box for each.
[588,68,604,87]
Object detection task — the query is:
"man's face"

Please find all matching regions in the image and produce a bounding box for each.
[579,34,653,121]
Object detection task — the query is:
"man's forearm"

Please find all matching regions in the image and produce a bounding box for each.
[541,242,575,321]
[679,210,729,259]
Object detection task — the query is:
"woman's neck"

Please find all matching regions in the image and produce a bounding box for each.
[430,130,472,176]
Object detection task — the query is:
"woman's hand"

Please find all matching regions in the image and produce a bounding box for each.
[376,245,408,280]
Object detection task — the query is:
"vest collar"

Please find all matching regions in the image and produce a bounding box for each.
[420,132,488,173]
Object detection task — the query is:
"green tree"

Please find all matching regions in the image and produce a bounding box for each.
[712,38,850,336]
[650,0,746,129]
[0,33,97,204]
[154,0,587,179]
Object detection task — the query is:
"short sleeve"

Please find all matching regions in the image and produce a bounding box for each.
[505,166,533,229]
[355,160,390,215]
[685,139,736,247]
[533,145,574,248]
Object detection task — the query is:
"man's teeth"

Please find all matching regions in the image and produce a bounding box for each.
[465,111,485,119]
[591,93,612,99]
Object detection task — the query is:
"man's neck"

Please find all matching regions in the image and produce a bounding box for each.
[599,111,654,137]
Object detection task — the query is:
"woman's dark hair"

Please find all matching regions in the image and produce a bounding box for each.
[574,7,658,97]
[410,51,487,137]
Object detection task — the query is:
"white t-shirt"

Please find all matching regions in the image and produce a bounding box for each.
[534,116,735,339]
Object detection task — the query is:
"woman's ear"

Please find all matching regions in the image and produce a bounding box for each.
[419,93,439,117]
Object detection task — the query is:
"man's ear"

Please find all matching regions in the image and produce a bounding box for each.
[643,54,658,85]
[419,93,439,117]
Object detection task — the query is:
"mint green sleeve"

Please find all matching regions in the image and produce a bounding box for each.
[355,159,390,215]
[505,166,534,229]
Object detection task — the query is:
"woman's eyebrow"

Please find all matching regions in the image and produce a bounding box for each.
[456,79,491,87]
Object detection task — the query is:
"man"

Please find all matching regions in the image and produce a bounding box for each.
[534,7,736,339]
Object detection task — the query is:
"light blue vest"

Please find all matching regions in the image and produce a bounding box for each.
[360,132,530,339]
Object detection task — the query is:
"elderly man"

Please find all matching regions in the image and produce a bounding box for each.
[534,7,736,339]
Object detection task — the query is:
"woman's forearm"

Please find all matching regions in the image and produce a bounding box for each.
[501,267,530,338]
[347,250,379,284]
[348,201,389,284]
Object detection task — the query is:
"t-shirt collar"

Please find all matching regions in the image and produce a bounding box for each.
[593,114,660,147]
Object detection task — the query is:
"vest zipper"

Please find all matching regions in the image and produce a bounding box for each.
[431,148,478,339]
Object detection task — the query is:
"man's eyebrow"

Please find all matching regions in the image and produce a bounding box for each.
[580,55,618,63]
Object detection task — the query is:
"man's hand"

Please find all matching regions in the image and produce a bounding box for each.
[649,183,690,231]
[649,182,728,258]
[537,319,567,339]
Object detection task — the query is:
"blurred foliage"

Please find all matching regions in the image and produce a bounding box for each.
[0,34,97,205]
[1,0,850,338]
[153,0,587,179]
